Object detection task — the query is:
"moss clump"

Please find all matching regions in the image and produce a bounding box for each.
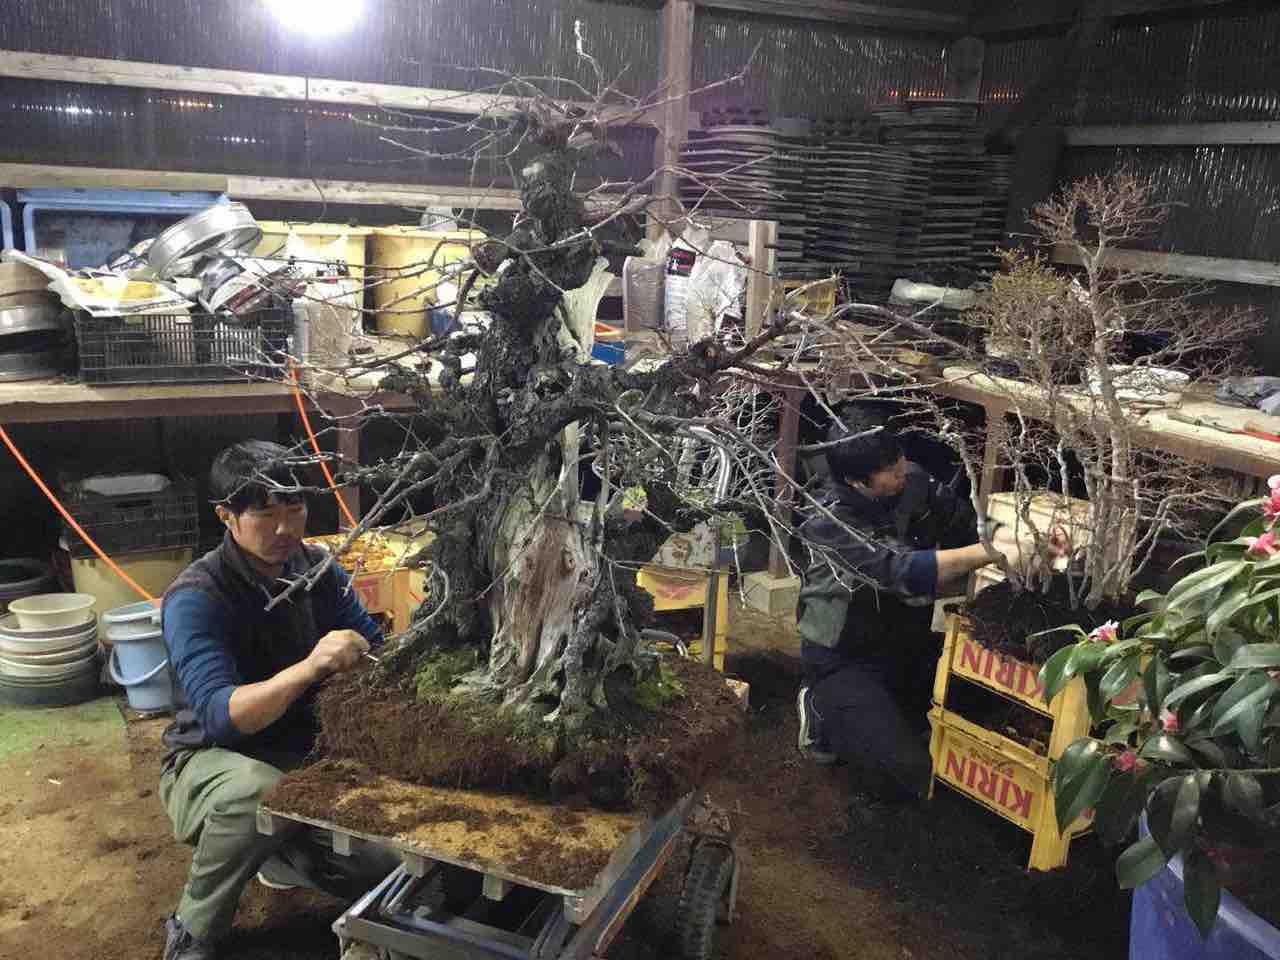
[631,660,686,712]
[413,647,480,703]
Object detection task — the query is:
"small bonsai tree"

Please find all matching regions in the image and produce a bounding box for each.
[1039,481,1280,936]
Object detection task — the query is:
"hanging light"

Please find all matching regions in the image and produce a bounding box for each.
[266,0,362,34]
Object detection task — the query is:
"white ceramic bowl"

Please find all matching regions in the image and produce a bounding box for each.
[0,650,97,680]
[0,611,94,640]
[7,593,97,630]
[0,618,96,656]
[0,639,98,665]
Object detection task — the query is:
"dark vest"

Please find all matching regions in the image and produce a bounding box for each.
[160,532,340,773]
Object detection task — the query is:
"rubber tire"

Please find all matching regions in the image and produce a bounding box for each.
[674,842,734,960]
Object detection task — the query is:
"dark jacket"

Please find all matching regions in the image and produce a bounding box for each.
[159,532,383,774]
[796,464,977,680]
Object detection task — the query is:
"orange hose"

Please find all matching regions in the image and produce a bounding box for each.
[0,424,156,603]
[288,364,359,529]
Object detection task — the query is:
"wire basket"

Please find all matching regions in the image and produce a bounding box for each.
[74,307,291,385]
[61,476,199,560]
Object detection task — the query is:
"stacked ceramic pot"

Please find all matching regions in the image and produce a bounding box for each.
[0,261,74,382]
[0,592,99,706]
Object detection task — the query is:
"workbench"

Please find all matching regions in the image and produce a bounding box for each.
[0,377,417,520]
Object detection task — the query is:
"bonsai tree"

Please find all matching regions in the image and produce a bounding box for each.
[1038,481,1280,936]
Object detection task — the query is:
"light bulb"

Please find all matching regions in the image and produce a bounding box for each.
[267,0,362,34]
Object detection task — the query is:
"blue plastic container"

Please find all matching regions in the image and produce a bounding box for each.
[18,188,225,268]
[591,340,625,365]
[1131,819,1280,959]
[1,200,12,250]
[103,600,171,712]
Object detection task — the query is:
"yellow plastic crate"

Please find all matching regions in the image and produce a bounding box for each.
[770,278,837,317]
[635,565,729,671]
[928,707,1091,871]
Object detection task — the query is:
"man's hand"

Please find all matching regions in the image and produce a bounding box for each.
[306,629,370,681]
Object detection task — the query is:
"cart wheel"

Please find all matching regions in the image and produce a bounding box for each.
[675,841,735,960]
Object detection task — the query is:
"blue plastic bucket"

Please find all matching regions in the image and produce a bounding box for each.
[103,601,170,712]
[1132,817,1280,959]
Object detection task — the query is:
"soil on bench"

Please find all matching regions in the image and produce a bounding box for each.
[964,575,1134,663]
[312,654,744,814]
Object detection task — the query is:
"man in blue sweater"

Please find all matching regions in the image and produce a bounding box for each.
[159,441,395,960]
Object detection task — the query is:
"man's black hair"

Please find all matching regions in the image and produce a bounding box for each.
[825,404,903,485]
[210,440,306,515]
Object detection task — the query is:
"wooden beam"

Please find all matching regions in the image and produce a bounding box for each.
[1050,243,1280,287]
[0,50,657,126]
[651,0,695,240]
[1064,121,1280,146]
[975,0,1241,36]
[697,0,968,31]
[0,163,523,210]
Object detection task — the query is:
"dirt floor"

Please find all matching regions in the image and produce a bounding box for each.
[0,603,1130,960]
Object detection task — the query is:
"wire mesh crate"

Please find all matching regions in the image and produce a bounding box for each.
[74,307,291,385]
[61,477,199,559]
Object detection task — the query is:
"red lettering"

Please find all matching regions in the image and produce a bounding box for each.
[944,751,967,783]
[975,762,999,801]
[1006,781,1034,819]
[1017,663,1045,699]
[959,639,983,675]
[994,656,1017,691]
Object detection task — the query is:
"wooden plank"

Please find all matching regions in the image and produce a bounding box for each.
[1050,242,1280,287]
[1064,121,1280,146]
[0,50,652,125]
[698,0,968,31]
[651,0,695,240]
[0,163,523,210]
[745,219,778,338]
[975,0,1241,35]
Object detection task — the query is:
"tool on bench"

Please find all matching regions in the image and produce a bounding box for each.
[1167,411,1280,443]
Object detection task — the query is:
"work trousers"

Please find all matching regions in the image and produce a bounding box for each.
[811,644,938,802]
[159,747,399,942]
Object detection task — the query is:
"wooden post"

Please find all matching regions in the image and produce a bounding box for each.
[767,385,803,579]
[944,36,985,101]
[745,219,778,338]
[649,0,695,241]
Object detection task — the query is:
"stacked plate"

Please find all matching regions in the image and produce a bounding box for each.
[0,602,99,707]
[874,100,996,282]
[0,262,73,382]
[974,154,1013,274]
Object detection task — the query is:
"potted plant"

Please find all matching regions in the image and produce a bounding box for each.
[1039,482,1280,947]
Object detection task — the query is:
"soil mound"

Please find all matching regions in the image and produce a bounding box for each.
[314,654,744,813]
[964,575,1133,663]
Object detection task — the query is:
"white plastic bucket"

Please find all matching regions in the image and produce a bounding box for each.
[103,601,170,712]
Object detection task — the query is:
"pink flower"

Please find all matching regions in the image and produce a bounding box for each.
[1265,493,1280,523]
[1161,709,1180,734]
[1247,531,1279,557]
[1113,750,1139,773]
[1090,620,1120,644]
[1269,475,1280,492]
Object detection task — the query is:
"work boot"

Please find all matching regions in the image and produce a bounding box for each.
[163,914,216,960]
[796,686,837,765]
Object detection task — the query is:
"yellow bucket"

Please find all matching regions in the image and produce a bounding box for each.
[252,222,372,282]
[368,228,482,337]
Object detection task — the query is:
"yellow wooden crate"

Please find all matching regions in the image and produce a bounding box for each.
[928,707,1091,871]
[636,565,729,671]
[769,278,837,317]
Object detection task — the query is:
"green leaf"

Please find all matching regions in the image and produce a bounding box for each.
[1168,644,1215,663]
[1148,774,1201,857]
[1067,642,1108,677]
[1165,560,1248,613]
[1039,644,1078,704]
[1183,848,1222,939]
[1104,718,1141,746]
[1116,835,1168,890]
[1028,623,1090,642]
[1085,670,1107,725]
[1223,773,1265,820]
[1227,643,1280,670]
[1186,737,1227,767]
[1101,638,1146,663]
[1212,628,1247,668]
[1171,550,1207,570]
[1144,657,1172,715]
[1094,768,1155,845]
[1238,694,1270,755]
[1206,583,1256,638]
[1100,656,1141,703]
[1139,734,1194,765]
[1211,674,1277,737]
[1053,739,1111,833]
[1134,589,1166,608]
[1207,497,1264,545]
[1162,672,1235,710]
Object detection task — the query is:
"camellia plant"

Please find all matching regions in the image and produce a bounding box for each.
[1036,478,1280,936]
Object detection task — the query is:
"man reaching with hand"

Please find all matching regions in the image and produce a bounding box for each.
[158,441,396,960]
[795,406,1057,807]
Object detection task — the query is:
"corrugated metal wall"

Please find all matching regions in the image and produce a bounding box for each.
[691,8,947,119]
[0,0,660,187]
